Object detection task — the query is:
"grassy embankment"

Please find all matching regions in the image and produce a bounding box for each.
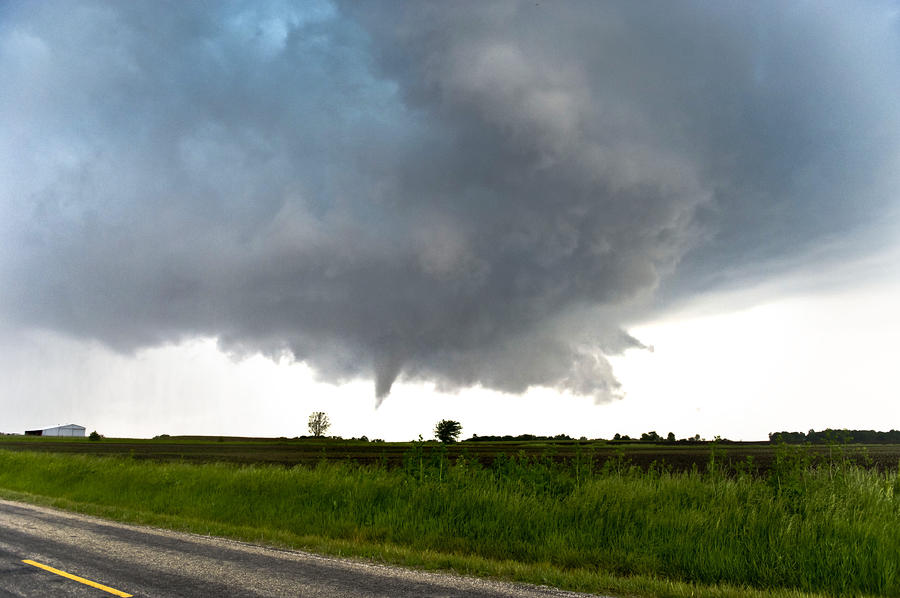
[0,443,897,598]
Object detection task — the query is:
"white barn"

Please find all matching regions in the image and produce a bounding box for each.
[24,424,86,437]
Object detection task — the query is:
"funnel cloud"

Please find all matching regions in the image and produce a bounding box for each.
[1,1,897,402]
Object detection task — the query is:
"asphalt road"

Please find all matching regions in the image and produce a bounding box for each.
[0,499,608,597]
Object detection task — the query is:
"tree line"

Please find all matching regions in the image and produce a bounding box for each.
[769,429,900,444]
[306,411,899,445]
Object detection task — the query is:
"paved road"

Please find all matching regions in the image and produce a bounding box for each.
[0,499,607,597]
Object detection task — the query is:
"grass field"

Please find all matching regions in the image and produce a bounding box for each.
[0,437,897,598]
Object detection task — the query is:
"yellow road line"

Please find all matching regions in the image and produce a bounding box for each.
[22,559,133,597]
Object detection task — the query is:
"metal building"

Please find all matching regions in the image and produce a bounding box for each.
[24,424,87,437]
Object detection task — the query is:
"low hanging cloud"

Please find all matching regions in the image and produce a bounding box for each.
[1,1,898,403]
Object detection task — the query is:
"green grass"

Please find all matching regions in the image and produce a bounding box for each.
[0,446,896,598]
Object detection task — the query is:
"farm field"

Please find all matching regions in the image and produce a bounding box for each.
[0,437,898,598]
[1,434,898,473]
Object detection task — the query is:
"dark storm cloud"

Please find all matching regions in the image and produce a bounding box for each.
[1,1,898,402]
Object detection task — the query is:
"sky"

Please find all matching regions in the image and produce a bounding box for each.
[1,1,898,440]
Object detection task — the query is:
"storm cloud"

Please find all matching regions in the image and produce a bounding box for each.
[1,1,898,402]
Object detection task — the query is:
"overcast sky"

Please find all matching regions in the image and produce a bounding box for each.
[1,1,898,440]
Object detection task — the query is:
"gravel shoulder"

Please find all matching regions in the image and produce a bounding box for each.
[0,498,610,598]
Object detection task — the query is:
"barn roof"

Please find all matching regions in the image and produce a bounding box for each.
[27,423,86,431]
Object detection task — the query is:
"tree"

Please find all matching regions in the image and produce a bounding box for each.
[308,411,331,437]
[434,419,462,443]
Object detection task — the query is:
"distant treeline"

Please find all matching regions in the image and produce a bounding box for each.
[769,429,900,444]
[467,429,900,445]
[146,430,900,445]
